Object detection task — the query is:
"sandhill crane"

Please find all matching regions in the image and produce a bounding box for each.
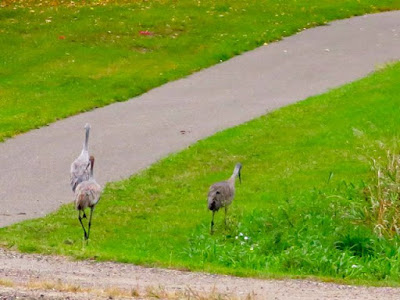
[70,123,91,193]
[207,163,242,234]
[75,155,102,240]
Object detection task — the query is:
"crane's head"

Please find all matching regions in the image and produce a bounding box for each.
[85,156,95,171]
[84,123,91,130]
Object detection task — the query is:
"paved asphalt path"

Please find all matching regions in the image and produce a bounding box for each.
[1,11,400,227]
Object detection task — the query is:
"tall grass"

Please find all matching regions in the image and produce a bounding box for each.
[358,149,400,238]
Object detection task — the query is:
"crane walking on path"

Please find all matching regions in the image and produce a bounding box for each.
[70,123,91,193]
[75,156,102,240]
[207,163,242,234]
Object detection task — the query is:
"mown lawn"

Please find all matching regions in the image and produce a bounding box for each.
[1,62,400,285]
[1,0,400,141]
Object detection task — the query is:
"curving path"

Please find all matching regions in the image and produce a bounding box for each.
[0,11,400,228]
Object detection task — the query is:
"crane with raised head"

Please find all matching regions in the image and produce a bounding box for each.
[207,163,242,234]
[70,123,91,193]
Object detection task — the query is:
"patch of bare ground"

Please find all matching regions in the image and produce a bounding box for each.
[1,249,400,299]
[0,284,243,300]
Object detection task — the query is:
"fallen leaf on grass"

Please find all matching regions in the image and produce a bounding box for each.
[139,30,153,36]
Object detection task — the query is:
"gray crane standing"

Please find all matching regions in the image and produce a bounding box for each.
[207,163,242,234]
[74,155,102,240]
[70,123,91,193]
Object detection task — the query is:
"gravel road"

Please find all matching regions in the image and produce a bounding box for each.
[0,249,399,299]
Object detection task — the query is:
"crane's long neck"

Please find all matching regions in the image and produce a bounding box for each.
[84,127,90,151]
[229,163,242,185]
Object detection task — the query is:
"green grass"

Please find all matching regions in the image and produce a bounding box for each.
[1,0,400,142]
[2,62,400,284]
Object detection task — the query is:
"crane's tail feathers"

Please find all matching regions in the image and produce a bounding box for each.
[208,201,216,211]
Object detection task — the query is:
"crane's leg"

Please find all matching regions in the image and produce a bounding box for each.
[210,211,215,235]
[224,206,228,228]
[78,210,88,240]
[87,207,94,240]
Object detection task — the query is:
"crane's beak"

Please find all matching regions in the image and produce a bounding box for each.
[238,170,241,184]
[85,162,90,170]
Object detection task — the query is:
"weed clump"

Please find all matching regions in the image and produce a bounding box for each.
[364,150,400,238]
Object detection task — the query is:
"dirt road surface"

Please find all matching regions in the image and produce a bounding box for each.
[0,249,399,299]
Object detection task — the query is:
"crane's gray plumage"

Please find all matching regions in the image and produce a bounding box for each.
[208,163,242,233]
[74,155,101,240]
[70,123,91,192]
